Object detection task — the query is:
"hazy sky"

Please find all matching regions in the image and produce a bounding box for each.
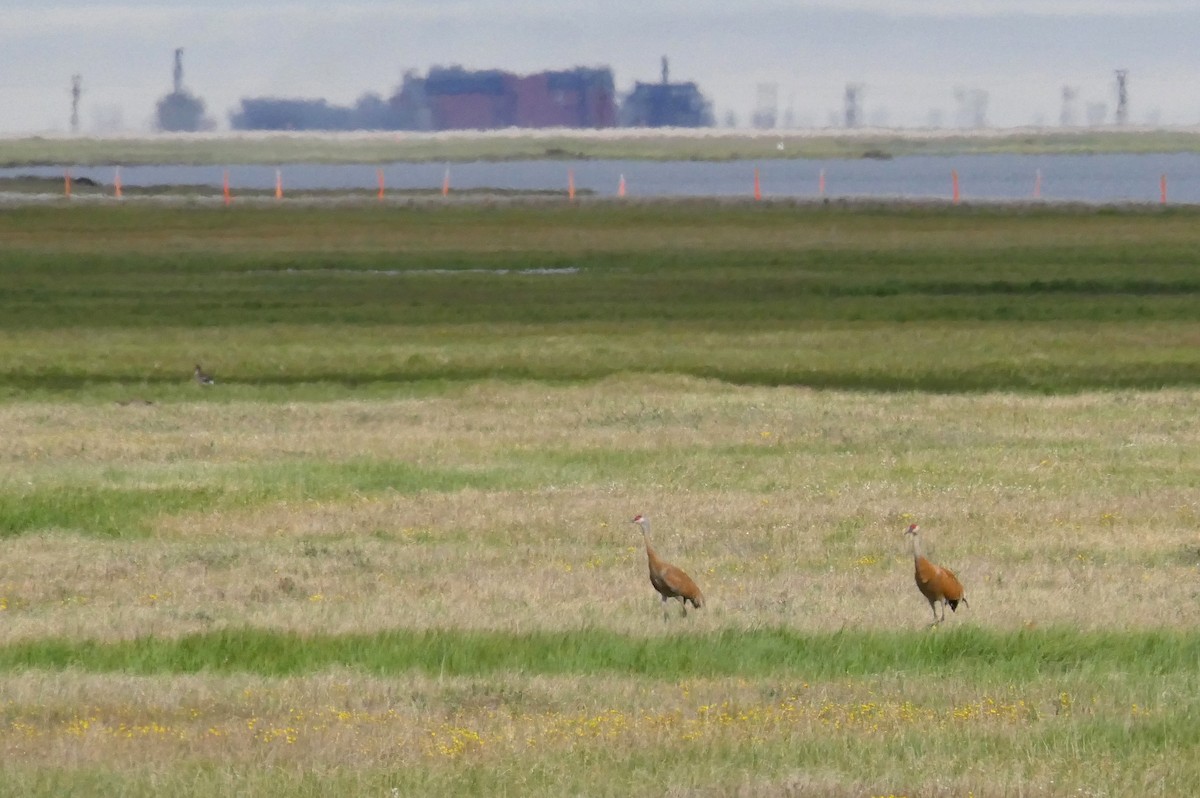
[2,0,1198,134]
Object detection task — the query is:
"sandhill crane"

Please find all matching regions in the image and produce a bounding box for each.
[193,364,215,386]
[904,523,968,625]
[630,514,704,618]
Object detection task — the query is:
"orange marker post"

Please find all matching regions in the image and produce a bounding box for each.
[568,169,575,201]
[377,168,385,201]
[442,167,450,197]
[114,166,123,199]
[617,174,626,198]
[274,168,283,200]
[64,169,72,199]
[818,168,826,197]
[1033,169,1042,200]
[1161,174,1168,205]
[951,169,961,205]
[223,169,231,206]
[754,167,762,201]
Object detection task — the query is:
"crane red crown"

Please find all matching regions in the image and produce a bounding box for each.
[631,514,645,524]
[906,523,919,533]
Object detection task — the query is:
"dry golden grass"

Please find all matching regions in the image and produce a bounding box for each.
[3,377,1199,796]
[0,667,1180,797]
[2,377,1199,643]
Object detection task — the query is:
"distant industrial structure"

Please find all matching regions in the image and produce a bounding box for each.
[1057,70,1131,128]
[230,57,712,132]
[393,65,616,130]
[93,48,1141,134]
[1060,86,1079,126]
[954,87,989,129]
[155,49,214,132]
[617,58,713,128]
[751,82,778,130]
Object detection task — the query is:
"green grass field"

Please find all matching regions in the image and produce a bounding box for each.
[1,199,1199,796]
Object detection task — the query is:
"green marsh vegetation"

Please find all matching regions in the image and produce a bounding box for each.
[1,199,1199,796]
[6,201,1200,395]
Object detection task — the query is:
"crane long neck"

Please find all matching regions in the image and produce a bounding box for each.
[640,527,661,566]
[909,533,923,561]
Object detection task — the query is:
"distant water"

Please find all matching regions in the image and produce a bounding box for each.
[4,153,1199,204]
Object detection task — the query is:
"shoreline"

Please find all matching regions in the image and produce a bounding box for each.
[5,127,1200,166]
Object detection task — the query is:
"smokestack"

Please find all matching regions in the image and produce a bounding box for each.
[173,48,184,94]
[70,74,82,134]
[661,56,669,85]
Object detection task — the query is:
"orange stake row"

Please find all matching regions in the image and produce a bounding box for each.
[56,168,1179,205]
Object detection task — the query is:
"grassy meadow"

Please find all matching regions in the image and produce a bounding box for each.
[1,199,1199,796]
[5,127,1200,167]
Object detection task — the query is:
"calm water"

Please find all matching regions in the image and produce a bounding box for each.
[5,152,1199,204]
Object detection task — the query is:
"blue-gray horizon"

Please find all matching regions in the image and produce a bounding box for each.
[2,1,1196,135]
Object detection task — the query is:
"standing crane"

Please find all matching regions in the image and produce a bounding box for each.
[193,364,215,386]
[630,514,704,618]
[904,523,968,625]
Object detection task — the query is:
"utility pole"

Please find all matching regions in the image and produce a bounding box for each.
[844,83,863,129]
[70,74,82,134]
[1114,69,1128,125]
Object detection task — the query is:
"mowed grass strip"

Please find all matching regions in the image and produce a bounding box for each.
[1,627,1196,680]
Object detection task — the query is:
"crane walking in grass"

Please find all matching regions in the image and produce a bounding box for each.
[904,523,968,626]
[630,514,704,618]
[193,364,215,386]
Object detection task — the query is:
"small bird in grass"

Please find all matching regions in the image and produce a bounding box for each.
[904,523,968,626]
[630,514,704,618]
[193,364,215,386]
